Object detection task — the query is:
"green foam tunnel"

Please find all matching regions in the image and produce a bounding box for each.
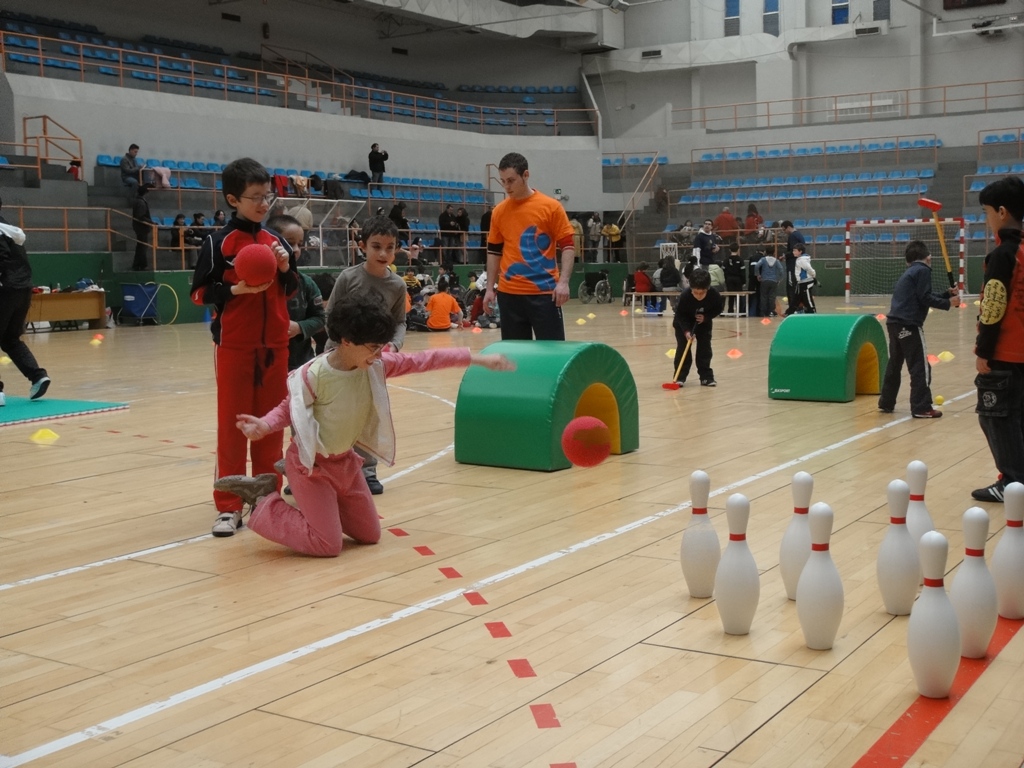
[768,314,888,403]
[454,341,639,471]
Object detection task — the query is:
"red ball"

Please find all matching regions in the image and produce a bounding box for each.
[561,416,611,468]
[234,243,278,286]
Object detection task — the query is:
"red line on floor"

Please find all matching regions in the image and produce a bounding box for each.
[387,528,409,537]
[853,616,1023,767]
[464,591,488,606]
[486,622,511,638]
[530,703,561,729]
[413,545,435,556]
[508,659,536,678]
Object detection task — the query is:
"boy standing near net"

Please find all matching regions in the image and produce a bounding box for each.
[877,240,959,419]
[785,243,816,315]
[191,158,296,536]
[971,176,1024,503]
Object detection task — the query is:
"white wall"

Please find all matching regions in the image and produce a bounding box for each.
[4,75,602,207]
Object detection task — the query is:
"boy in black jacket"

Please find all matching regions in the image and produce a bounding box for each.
[878,240,960,418]
[672,267,724,387]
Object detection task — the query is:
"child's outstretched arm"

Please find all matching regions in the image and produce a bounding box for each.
[470,353,516,372]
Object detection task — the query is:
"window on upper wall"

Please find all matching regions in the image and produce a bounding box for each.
[832,0,850,24]
[764,0,780,36]
[725,0,740,37]
[873,0,891,21]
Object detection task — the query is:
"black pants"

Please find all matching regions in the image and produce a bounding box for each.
[976,362,1024,486]
[496,291,564,341]
[132,226,151,271]
[759,279,778,316]
[0,287,47,393]
[785,255,796,306]
[673,323,714,383]
[789,282,816,314]
[879,323,932,414]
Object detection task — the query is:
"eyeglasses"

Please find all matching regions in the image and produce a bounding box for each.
[239,193,277,205]
[362,343,386,355]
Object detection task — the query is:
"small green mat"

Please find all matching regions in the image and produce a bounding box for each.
[0,397,128,427]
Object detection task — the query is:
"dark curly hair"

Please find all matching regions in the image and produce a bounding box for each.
[326,295,396,344]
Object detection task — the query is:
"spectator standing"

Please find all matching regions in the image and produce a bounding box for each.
[601,220,623,262]
[781,220,806,310]
[455,206,471,263]
[755,248,785,317]
[267,214,327,371]
[587,212,602,262]
[388,202,409,242]
[0,197,50,406]
[713,206,741,246]
[368,143,388,185]
[131,183,156,271]
[483,152,575,341]
[439,204,460,270]
[692,219,719,265]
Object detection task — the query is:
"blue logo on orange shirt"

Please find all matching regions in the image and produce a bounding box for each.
[506,226,555,290]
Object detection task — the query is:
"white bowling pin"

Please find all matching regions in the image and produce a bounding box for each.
[907,531,961,698]
[796,502,844,650]
[992,482,1024,619]
[714,493,760,635]
[877,479,920,616]
[680,470,720,599]
[779,471,813,600]
[905,460,935,547]
[950,507,998,658]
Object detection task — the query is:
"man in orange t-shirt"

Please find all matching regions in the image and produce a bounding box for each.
[425,284,463,331]
[483,152,576,340]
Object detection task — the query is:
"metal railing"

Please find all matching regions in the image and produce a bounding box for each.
[672,80,1024,133]
[1,32,597,137]
[23,114,83,166]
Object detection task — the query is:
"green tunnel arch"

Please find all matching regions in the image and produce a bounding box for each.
[454,341,639,471]
[768,314,889,403]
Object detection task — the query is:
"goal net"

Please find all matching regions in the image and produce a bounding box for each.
[845,218,964,302]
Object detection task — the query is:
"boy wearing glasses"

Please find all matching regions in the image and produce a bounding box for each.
[214,296,514,557]
[191,157,297,537]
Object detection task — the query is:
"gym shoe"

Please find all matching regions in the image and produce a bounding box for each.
[213,473,278,508]
[212,511,243,537]
[365,473,384,495]
[912,409,943,419]
[29,376,51,400]
[700,378,717,387]
[878,406,894,414]
[0,392,5,407]
[971,483,1005,503]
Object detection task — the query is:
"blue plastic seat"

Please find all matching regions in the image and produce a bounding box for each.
[969,180,985,192]
[806,219,822,228]
[888,170,903,180]
[896,232,911,242]
[857,172,872,182]
[830,234,844,244]
[793,219,806,229]
[895,184,913,195]
[822,219,839,228]
[880,185,896,196]
[815,234,829,244]
[879,233,894,243]
[861,233,877,243]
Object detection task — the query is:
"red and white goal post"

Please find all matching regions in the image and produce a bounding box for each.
[844,217,965,302]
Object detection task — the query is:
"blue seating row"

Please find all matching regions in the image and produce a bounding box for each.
[688,168,934,190]
[981,132,1021,145]
[974,162,1024,178]
[677,183,928,205]
[697,139,940,163]
[602,157,669,166]
[353,188,488,205]
[457,84,578,95]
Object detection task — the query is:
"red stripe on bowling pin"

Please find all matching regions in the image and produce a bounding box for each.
[729,533,746,541]
[923,577,944,587]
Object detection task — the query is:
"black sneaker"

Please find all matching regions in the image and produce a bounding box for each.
[878,406,894,413]
[971,483,1005,503]
[700,378,717,387]
[365,474,384,495]
[912,410,943,419]
[29,376,51,400]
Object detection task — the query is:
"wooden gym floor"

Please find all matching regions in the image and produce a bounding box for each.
[1,296,1022,768]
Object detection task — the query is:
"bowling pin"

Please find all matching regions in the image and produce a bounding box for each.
[905,460,935,547]
[907,531,961,698]
[991,482,1024,619]
[876,479,920,616]
[779,471,813,600]
[714,493,760,635]
[680,470,720,599]
[796,502,844,650]
[949,507,998,658]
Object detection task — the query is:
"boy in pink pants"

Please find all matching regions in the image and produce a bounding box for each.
[215,296,514,557]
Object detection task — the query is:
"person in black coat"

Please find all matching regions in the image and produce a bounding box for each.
[671,267,724,387]
[0,196,50,404]
[132,183,157,271]
[368,143,388,185]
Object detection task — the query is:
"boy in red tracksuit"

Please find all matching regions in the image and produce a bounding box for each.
[191,158,297,536]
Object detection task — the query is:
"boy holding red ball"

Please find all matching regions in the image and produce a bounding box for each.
[190,157,297,537]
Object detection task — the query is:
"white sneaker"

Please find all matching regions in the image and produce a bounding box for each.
[0,392,5,407]
[29,376,51,400]
[212,511,243,537]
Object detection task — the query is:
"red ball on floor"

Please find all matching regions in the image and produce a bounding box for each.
[561,416,611,468]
